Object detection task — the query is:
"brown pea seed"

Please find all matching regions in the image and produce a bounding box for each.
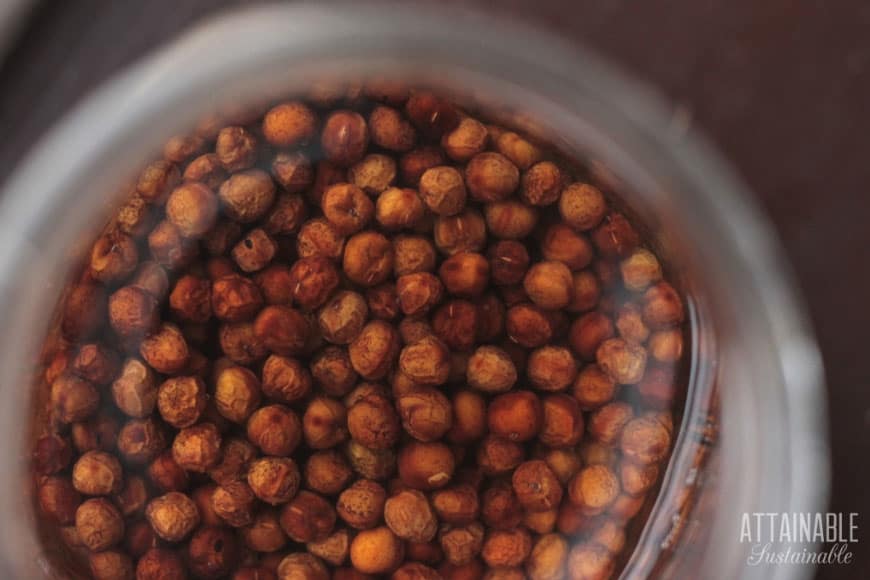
[377,187,426,230]
[116,418,166,465]
[348,393,401,449]
[399,335,451,386]
[343,230,394,287]
[567,542,614,579]
[447,390,487,444]
[214,366,262,423]
[145,491,199,542]
[89,550,134,580]
[569,311,614,361]
[573,365,617,410]
[216,126,257,172]
[488,240,530,286]
[442,117,488,161]
[524,260,573,310]
[350,153,397,194]
[310,346,359,397]
[521,161,563,206]
[505,302,554,348]
[467,346,517,393]
[620,416,672,465]
[50,373,100,424]
[76,498,125,551]
[140,323,190,374]
[396,387,453,442]
[322,182,375,235]
[89,231,139,283]
[526,533,569,580]
[481,528,532,568]
[109,285,159,340]
[466,152,519,202]
[350,526,405,574]
[137,159,180,203]
[157,375,207,428]
[512,460,563,512]
[62,281,107,341]
[559,183,606,231]
[484,200,538,239]
[322,110,369,166]
[262,101,317,147]
[305,449,354,495]
[308,528,351,567]
[432,485,480,526]
[247,404,302,456]
[496,131,542,169]
[569,464,620,513]
[405,91,460,139]
[253,305,310,356]
[597,337,648,384]
[172,422,222,473]
[592,212,640,258]
[643,281,685,328]
[440,523,485,566]
[488,390,542,442]
[148,451,189,493]
[539,394,584,447]
[280,490,336,543]
[232,228,277,272]
[243,509,288,553]
[393,235,437,276]
[72,450,124,496]
[184,153,227,189]
[400,146,446,185]
[33,434,73,476]
[188,526,240,578]
[212,480,256,527]
[39,477,81,525]
[349,320,400,380]
[370,105,416,152]
[439,251,490,298]
[385,489,438,542]
[136,548,186,580]
[337,479,387,530]
[289,256,341,310]
[478,436,525,478]
[649,328,684,362]
[208,436,256,485]
[166,182,219,237]
[398,441,455,491]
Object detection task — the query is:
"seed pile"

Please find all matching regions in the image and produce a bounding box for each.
[34,85,686,580]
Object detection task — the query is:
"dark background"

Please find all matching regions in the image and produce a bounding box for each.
[1,1,867,578]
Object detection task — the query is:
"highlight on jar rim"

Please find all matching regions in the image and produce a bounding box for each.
[0,4,828,580]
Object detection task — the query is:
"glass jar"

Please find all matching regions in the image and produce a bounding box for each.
[0,4,828,578]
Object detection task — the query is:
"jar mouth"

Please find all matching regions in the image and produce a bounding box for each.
[0,3,828,578]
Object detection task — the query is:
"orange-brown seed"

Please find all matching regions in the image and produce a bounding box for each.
[466,152,519,202]
[398,441,455,491]
[166,182,219,238]
[349,526,405,574]
[559,183,606,231]
[343,231,395,287]
[481,528,532,568]
[247,404,302,456]
[512,460,563,512]
[262,101,317,147]
[487,390,542,442]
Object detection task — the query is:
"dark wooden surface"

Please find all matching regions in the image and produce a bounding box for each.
[1,1,868,577]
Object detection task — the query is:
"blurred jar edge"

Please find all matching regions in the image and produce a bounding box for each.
[0,3,828,579]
